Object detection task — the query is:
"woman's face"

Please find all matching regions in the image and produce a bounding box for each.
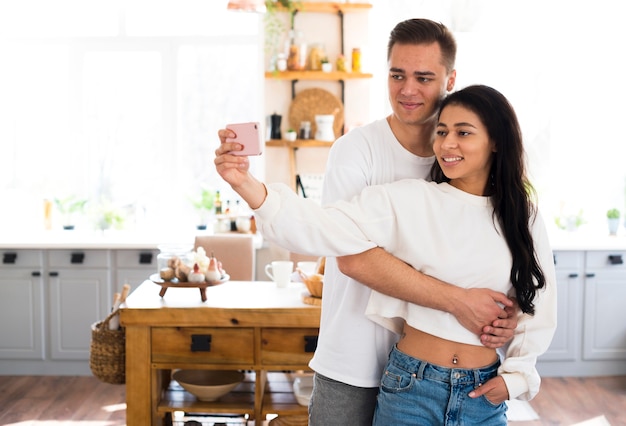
[434,104,496,196]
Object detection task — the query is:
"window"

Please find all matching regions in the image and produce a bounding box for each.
[0,0,263,233]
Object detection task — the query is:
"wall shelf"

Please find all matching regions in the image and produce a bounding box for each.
[272,2,372,14]
[265,2,372,191]
[265,71,373,80]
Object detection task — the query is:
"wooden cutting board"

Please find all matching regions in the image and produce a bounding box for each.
[302,294,321,306]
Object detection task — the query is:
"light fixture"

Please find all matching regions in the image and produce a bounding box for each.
[227,0,267,13]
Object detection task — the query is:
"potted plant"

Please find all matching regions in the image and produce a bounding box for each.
[190,188,216,230]
[285,128,297,141]
[264,0,301,71]
[54,196,88,230]
[321,57,332,72]
[607,208,620,235]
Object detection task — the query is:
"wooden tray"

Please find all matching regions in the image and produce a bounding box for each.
[150,273,230,302]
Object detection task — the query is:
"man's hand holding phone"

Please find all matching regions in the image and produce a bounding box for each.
[225,122,263,156]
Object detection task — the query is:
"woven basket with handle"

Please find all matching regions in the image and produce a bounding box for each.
[89,309,125,385]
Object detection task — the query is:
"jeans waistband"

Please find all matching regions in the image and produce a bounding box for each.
[389,344,500,387]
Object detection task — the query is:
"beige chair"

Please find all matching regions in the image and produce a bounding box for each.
[194,234,256,281]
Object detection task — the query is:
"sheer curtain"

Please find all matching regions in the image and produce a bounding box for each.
[368,0,626,232]
[0,0,263,234]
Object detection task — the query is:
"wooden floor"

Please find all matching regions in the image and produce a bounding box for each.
[0,375,624,425]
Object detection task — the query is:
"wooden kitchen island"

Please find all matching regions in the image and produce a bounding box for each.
[120,279,320,426]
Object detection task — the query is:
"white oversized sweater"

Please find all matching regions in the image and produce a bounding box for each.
[254,179,557,401]
[312,118,436,389]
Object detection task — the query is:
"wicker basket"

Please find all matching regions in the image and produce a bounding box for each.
[89,309,125,385]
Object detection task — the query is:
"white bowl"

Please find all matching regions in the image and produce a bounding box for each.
[293,374,314,406]
[173,370,244,402]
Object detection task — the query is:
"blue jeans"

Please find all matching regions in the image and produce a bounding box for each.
[373,345,507,426]
[309,372,379,426]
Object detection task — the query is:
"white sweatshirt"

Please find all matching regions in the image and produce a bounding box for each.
[254,178,557,401]
[310,118,436,389]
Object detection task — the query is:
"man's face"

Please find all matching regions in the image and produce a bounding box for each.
[387,42,455,127]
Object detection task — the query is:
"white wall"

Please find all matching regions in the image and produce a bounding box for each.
[268,0,626,234]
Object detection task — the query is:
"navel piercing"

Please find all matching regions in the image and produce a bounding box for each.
[452,354,458,365]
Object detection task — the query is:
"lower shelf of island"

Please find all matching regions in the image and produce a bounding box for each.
[156,371,309,420]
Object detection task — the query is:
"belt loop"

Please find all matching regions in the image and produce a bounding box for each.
[416,360,427,380]
[473,369,482,387]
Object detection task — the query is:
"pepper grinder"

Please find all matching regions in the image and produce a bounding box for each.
[270,113,282,140]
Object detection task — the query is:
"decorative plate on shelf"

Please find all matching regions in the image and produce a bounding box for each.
[288,88,344,140]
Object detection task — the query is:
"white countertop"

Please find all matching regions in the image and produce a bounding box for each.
[0,230,265,250]
[0,229,624,251]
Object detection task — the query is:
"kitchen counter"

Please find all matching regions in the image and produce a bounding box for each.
[1,229,624,251]
[0,230,265,250]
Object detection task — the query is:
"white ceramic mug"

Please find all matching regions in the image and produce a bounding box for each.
[265,261,294,288]
[297,261,317,276]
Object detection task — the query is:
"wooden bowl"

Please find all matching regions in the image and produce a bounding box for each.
[172,370,244,401]
[298,269,323,298]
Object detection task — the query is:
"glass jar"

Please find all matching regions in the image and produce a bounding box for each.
[287,30,307,71]
[351,47,361,73]
[157,244,193,277]
[308,43,326,71]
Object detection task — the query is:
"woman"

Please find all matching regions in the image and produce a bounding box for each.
[214,85,557,425]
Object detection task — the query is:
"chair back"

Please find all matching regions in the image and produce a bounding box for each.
[194,234,256,281]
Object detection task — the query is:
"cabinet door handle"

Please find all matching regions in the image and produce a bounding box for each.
[585,273,595,278]
[32,271,41,277]
[608,254,624,265]
[190,334,212,352]
[49,271,59,277]
[3,252,17,264]
[304,335,318,353]
[139,252,153,265]
[568,273,579,278]
[70,252,85,264]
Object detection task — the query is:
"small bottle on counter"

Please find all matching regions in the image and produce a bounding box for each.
[214,191,222,215]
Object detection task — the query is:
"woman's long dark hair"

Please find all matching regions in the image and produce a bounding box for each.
[430,85,545,314]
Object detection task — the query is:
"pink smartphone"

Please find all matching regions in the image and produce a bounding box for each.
[226,122,263,156]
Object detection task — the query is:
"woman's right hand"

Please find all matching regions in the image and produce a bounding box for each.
[214,128,251,188]
[214,128,267,209]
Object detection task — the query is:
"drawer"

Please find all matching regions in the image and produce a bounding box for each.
[48,249,110,268]
[152,327,254,365]
[260,328,319,365]
[115,249,157,268]
[553,251,584,269]
[0,249,42,268]
[586,251,626,270]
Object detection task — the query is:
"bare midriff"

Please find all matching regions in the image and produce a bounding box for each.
[397,325,498,369]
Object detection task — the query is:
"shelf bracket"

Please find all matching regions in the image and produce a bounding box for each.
[291,79,299,99]
[338,10,344,54]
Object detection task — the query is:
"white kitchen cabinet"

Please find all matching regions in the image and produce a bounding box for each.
[113,249,158,294]
[47,250,111,360]
[539,251,584,361]
[582,250,626,360]
[537,249,626,377]
[0,250,45,361]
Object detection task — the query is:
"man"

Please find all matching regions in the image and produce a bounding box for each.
[306,19,518,426]
[217,19,517,426]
